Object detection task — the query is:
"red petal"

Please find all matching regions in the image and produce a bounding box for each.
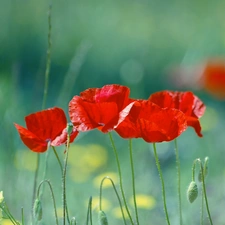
[114,101,142,138]
[25,107,67,141]
[149,91,206,137]
[69,96,119,131]
[14,123,47,152]
[80,84,131,110]
[69,85,132,132]
[186,117,203,137]
[51,127,79,146]
[115,100,187,142]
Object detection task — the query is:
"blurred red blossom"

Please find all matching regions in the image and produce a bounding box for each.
[69,84,137,133]
[149,91,206,137]
[14,107,78,153]
[199,59,225,99]
[168,58,225,100]
[115,100,187,142]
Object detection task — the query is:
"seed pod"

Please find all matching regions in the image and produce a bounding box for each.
[98,210,108,225]
[33,198,42,221]
[187,181,198,203]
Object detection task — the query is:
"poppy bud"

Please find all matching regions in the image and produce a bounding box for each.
[67,122,74,135]
[33,198,42,221]
[187,181,198,203]
[0,191,3,203]
[70,217,77,225]
[98,210,108,225]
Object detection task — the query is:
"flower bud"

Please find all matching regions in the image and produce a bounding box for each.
[98,210,108,225]
[187,181,198,203]
[33,198,42,221]
[0,191,4,203]
[70,217,77,225]
[67,123,74,135]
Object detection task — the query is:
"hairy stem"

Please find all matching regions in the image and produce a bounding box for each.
[129,139,139,225]
[153,143,170,225]
[174,139,182,225]
[37,179,59,225]
[108,132,134,225]
[99,176,127,225]
[32,4,52,213]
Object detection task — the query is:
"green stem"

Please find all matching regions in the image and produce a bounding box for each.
[37,179,59,225]
[32,4,52,213]
[52,146,70,224]
[198,160,213,225]
[42,4,52,110]
[200,183,203,225]
[39,148,50,199]
[174,139,182,225]
[192,160,196,182]
[99,176,127,225]
[62,135,71,225]
[85,197,93,225]
[153,143,170,225]
[129,139,139,225]
[52,146,63,173]
[2,202,20,225]
[32,154,40,217]
[21,207,24,225]
[108,132,134,225]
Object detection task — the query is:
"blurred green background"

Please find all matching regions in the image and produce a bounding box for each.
[1,0,225,224]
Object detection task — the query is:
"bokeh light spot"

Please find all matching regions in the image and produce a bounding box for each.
[200,106,218,131]
[129,194,156,209]
[68,144,108,183]
[120,59,144,84]
[93,172,118,188]
[112,206,129,219]
[91,196,111,211]
[14,149,37,171]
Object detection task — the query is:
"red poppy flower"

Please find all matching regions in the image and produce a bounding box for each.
[115,100,187,142]
[149,91,206,137]
[199,59,225,99]
[14,107,78,153]
[69,84,136,133]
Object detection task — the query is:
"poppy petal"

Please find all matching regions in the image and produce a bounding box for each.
[80,84,130,110]
[25,107,67,141]
[51,127,79,146]
[139,108,187,142]
[69,96,118,131]
[14,123,48,152]
[115,100,187,142]
[149,91,205,137]
[69,84,134,133]
[186,117,203,137]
